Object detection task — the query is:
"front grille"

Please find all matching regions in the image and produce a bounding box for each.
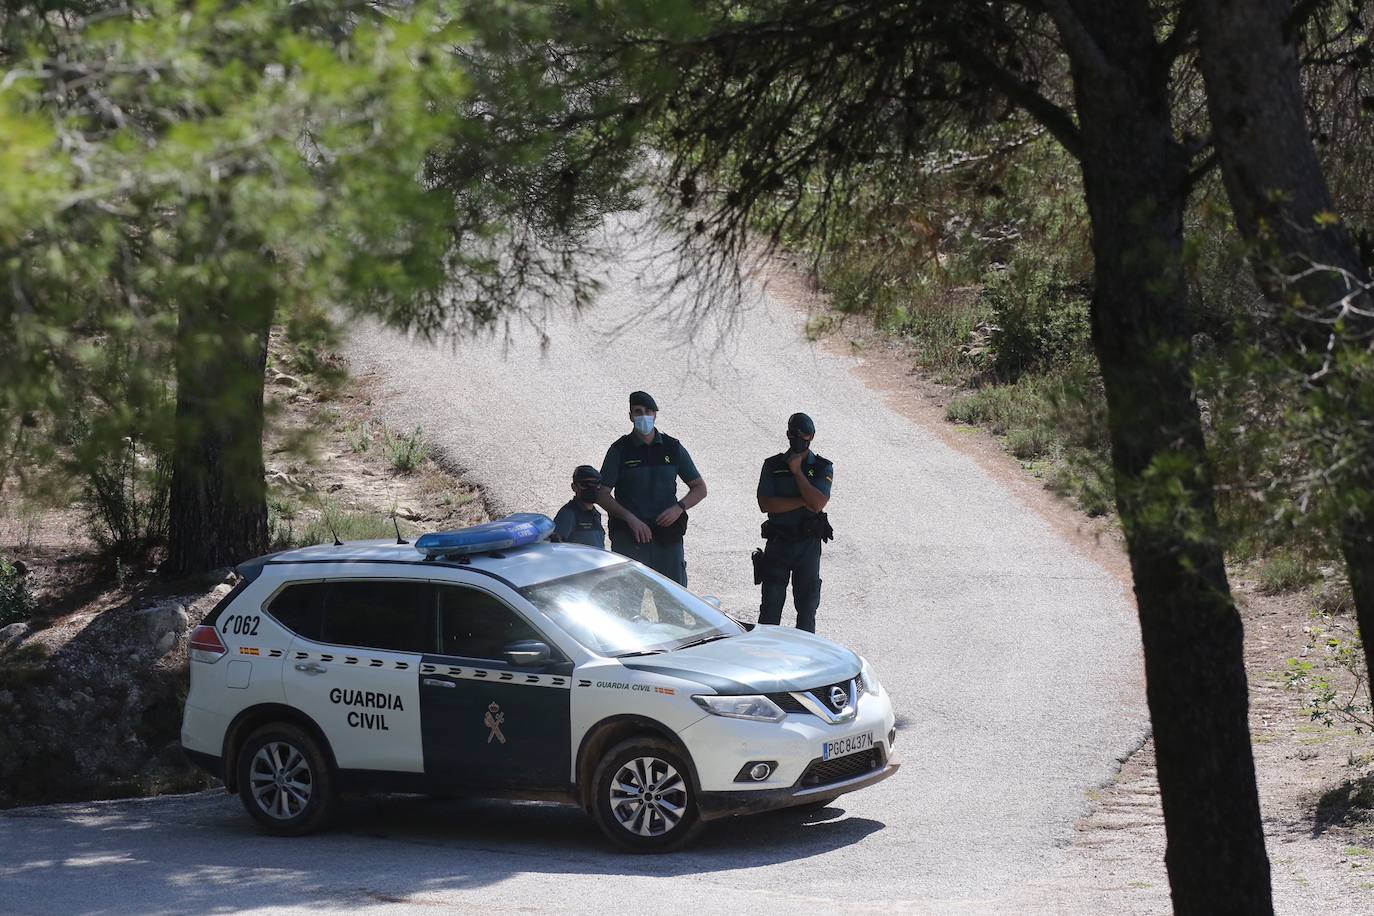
[805,678,855,713]
[767,692,811,714]
[768,673,860,718]
[798,748,884,788]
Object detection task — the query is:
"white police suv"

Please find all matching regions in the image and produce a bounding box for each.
[181,514,898,851]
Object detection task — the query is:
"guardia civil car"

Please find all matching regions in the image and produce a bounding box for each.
[181,514,898,851]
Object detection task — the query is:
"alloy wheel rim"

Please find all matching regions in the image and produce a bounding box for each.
[608,756,688,836]
[249,741,313,820]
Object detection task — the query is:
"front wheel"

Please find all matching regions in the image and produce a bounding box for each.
[236,723,336,836]
[591,737,705,852]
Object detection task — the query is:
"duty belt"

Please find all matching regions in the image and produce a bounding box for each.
[761,512,833,543]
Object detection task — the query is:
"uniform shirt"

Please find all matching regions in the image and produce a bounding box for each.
[757,451,834,525]
[552,499,605,549]
[599,431,701,521]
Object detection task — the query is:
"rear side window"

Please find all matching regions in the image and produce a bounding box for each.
[322,581,435,654]
[267,580,437,654]
[267,582,328,640]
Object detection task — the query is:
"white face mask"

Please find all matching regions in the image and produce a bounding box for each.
[633,415,655,436]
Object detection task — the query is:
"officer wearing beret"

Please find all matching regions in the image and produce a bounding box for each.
[551,465,606,548]
[597,391,707,585]
[756,413,833,632]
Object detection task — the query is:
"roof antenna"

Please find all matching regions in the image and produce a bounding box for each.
[326,516,343,547]
[392,512,409,545]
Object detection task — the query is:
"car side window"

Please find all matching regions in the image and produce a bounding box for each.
[266,582,328,640]
[437,585,540,662]
[318,580,436,654]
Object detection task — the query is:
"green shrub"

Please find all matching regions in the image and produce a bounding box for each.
[981,263,1092,380]
[1257,550,1319,596]
[944,379,1052,436]
[382,425,427,474]
[1046,461,1115,517]
[0,555,34,627]
[296,502,398,547]
[69,424,170,558]
[1006,426,1055,460]
[346,421,372,454]
[267,494,302,552]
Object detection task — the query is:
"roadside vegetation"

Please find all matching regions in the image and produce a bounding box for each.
[776,90,1371,742]
[0,329,487,807]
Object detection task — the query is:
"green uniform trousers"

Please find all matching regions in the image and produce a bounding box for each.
[758,536,822,632]
[609,532,687,587]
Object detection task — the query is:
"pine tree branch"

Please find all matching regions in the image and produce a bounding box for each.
[947,33,1083,159]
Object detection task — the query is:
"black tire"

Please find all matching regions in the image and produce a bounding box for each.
[236,723,336,836]
[590,737,705,853]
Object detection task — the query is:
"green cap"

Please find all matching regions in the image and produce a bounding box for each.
[629,390,658,411]
[788,412,815,436]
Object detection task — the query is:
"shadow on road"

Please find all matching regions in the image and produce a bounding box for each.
[1,790,887,912]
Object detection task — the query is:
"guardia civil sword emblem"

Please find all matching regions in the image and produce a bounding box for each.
[484,702,506,744]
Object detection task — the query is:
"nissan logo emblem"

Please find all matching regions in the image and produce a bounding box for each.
[829,686,848,711]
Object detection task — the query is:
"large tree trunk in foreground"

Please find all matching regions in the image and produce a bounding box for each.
[1195,0,1374,689]
[165,292,273,577]
[1057,2,1273,911]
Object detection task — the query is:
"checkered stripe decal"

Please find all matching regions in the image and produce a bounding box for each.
[419,662,570,690]
[289,650,570,688]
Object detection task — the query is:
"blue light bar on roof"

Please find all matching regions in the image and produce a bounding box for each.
[414,513,555,558]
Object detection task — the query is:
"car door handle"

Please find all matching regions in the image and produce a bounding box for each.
[294,663,326,675]
[423,678,456,689]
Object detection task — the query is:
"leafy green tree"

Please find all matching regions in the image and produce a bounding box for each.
[1195,0,1374,684]
[1,0,625,572]
[532,0,1272,908]
[1,0,467,570]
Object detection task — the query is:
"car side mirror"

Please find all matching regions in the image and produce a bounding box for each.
[701,595,722,609]
[503,639,551,667]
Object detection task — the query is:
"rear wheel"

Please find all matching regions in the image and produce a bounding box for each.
[591,737,705,853]
[236,723,335,836]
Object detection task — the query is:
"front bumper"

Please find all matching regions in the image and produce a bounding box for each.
[697,750,899,820]
[679,688,899,819]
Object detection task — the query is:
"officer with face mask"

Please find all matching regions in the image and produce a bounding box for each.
[597,391,707,585]
[755,412,834,632]
[551,465,606,548]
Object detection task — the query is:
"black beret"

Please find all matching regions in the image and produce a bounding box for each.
[787,412,816,436]
[629,390,659,411]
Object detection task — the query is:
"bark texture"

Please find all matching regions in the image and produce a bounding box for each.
[1196,0,1374,685]
[1058,2,1274,911]
[165,293,272,576]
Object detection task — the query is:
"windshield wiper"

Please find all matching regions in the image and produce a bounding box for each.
[675,633,733,651]
[614,648,668,658]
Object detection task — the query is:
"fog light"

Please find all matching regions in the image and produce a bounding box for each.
[734,760,778,783]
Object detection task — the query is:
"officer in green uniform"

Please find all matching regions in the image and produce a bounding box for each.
[551,465,606,548]
[597,391,708,585]
[756,412,833,632]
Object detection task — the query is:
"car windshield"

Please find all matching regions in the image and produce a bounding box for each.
[520,562,743,657]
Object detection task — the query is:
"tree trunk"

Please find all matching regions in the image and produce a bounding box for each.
[165,291,273,577]
[1195,0,1374,686]
[1058,3,1273,911]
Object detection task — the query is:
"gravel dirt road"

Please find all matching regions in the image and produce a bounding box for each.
[1,215,1153,913]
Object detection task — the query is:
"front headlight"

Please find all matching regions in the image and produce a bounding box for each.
[860,657,882,697]
[692,694,786,722]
